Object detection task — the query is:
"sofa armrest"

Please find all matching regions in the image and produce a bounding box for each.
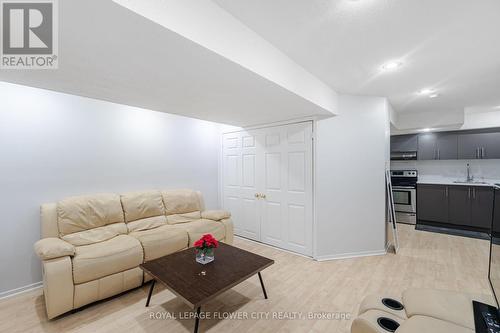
[220,218,234,245]
[42,257,74,319]
[34,238,75,260]
[201,210,231,221]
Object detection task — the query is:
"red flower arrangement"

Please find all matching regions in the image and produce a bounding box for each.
[194,234,218,264]
[194,234,219,251]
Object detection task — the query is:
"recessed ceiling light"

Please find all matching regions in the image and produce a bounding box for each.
[421,128,432,132]
[429,93,439,98]
[418,88,436,95]
[381,61,402,71]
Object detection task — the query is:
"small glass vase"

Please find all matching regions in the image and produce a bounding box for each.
[196,248,215,265]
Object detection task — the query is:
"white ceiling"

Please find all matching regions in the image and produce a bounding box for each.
[214,0,500,116]
[0,0,333,127]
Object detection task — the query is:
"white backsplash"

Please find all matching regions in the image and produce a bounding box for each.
[391,159,500,183]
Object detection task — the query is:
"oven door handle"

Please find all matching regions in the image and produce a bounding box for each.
[393,186,416,189]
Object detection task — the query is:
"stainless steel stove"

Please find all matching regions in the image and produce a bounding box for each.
[390,170,418,225]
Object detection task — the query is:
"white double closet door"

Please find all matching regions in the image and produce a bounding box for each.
[222,122,313,256]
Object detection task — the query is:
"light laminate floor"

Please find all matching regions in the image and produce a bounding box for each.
[0,224,492,333]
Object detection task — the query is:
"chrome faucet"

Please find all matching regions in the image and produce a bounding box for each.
[466,163,474,182]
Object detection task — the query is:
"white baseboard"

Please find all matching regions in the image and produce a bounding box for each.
[234,235,313,259]
[0,281,43,300]
[314,249,387,261]
[234,235,387,261]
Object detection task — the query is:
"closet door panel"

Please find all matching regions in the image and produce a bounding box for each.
[222,122,313,256]
[222,131,260,241]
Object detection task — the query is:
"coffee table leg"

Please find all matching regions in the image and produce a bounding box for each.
[145,280,156,307]
[194,306,201,333]
[258,272,268,299]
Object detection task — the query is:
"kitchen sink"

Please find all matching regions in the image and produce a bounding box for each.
[453,180,489,184]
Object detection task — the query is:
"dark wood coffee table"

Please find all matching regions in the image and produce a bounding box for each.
[140,243,274,333]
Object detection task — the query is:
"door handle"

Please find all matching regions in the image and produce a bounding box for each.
[261,193,267,199]
[255,193,260,198]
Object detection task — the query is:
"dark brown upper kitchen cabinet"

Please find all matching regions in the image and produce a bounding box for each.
[470,186,495,229]
[458,132,500,159]
[448,186,472,226]
[417,184,448,223]
[417,132,458,160]
[391,134,418,152]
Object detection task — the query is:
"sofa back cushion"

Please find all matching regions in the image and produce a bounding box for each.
[121,190,167,232]
[57,193,124,235]
[162,189,201,224]
[57,193,126,245]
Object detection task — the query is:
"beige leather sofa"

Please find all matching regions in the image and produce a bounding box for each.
[33,189,234,319]
[351,288,495,333]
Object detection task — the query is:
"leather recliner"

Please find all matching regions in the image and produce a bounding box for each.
[34,189,234,319]
[351,288,495,333]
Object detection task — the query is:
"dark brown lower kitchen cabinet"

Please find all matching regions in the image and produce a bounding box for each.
[417,184,448,223]
[470,186,495,229]
[494,189,500,233]
[417,184,495,231]
[448,186,471,226]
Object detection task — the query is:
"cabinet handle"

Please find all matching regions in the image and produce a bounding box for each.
[468,187,471,198]
[445,186,448,197]
[437,149,440,160]
[255,193,260,198]
[261,193,266,199]
[473,187,476,199]
[475,148,478,159]
[482,147,485,159]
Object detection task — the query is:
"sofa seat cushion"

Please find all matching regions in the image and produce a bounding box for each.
[129,226,188,261]
[169,219,225,246]
[72,235,143,284]
[398,316,474,333]
[166,211,201,225]
[127,216,167,233]
[402,288,494,330]
[61,222,127,246]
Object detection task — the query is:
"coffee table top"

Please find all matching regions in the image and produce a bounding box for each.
[140,243,274,308]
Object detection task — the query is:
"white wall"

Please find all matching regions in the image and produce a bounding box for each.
[0,82,222,295]
[391,108,500,135]
[315,95,389,259]
[462,109,500,130]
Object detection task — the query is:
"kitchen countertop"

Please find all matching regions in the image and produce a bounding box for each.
[417,177,500,188]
